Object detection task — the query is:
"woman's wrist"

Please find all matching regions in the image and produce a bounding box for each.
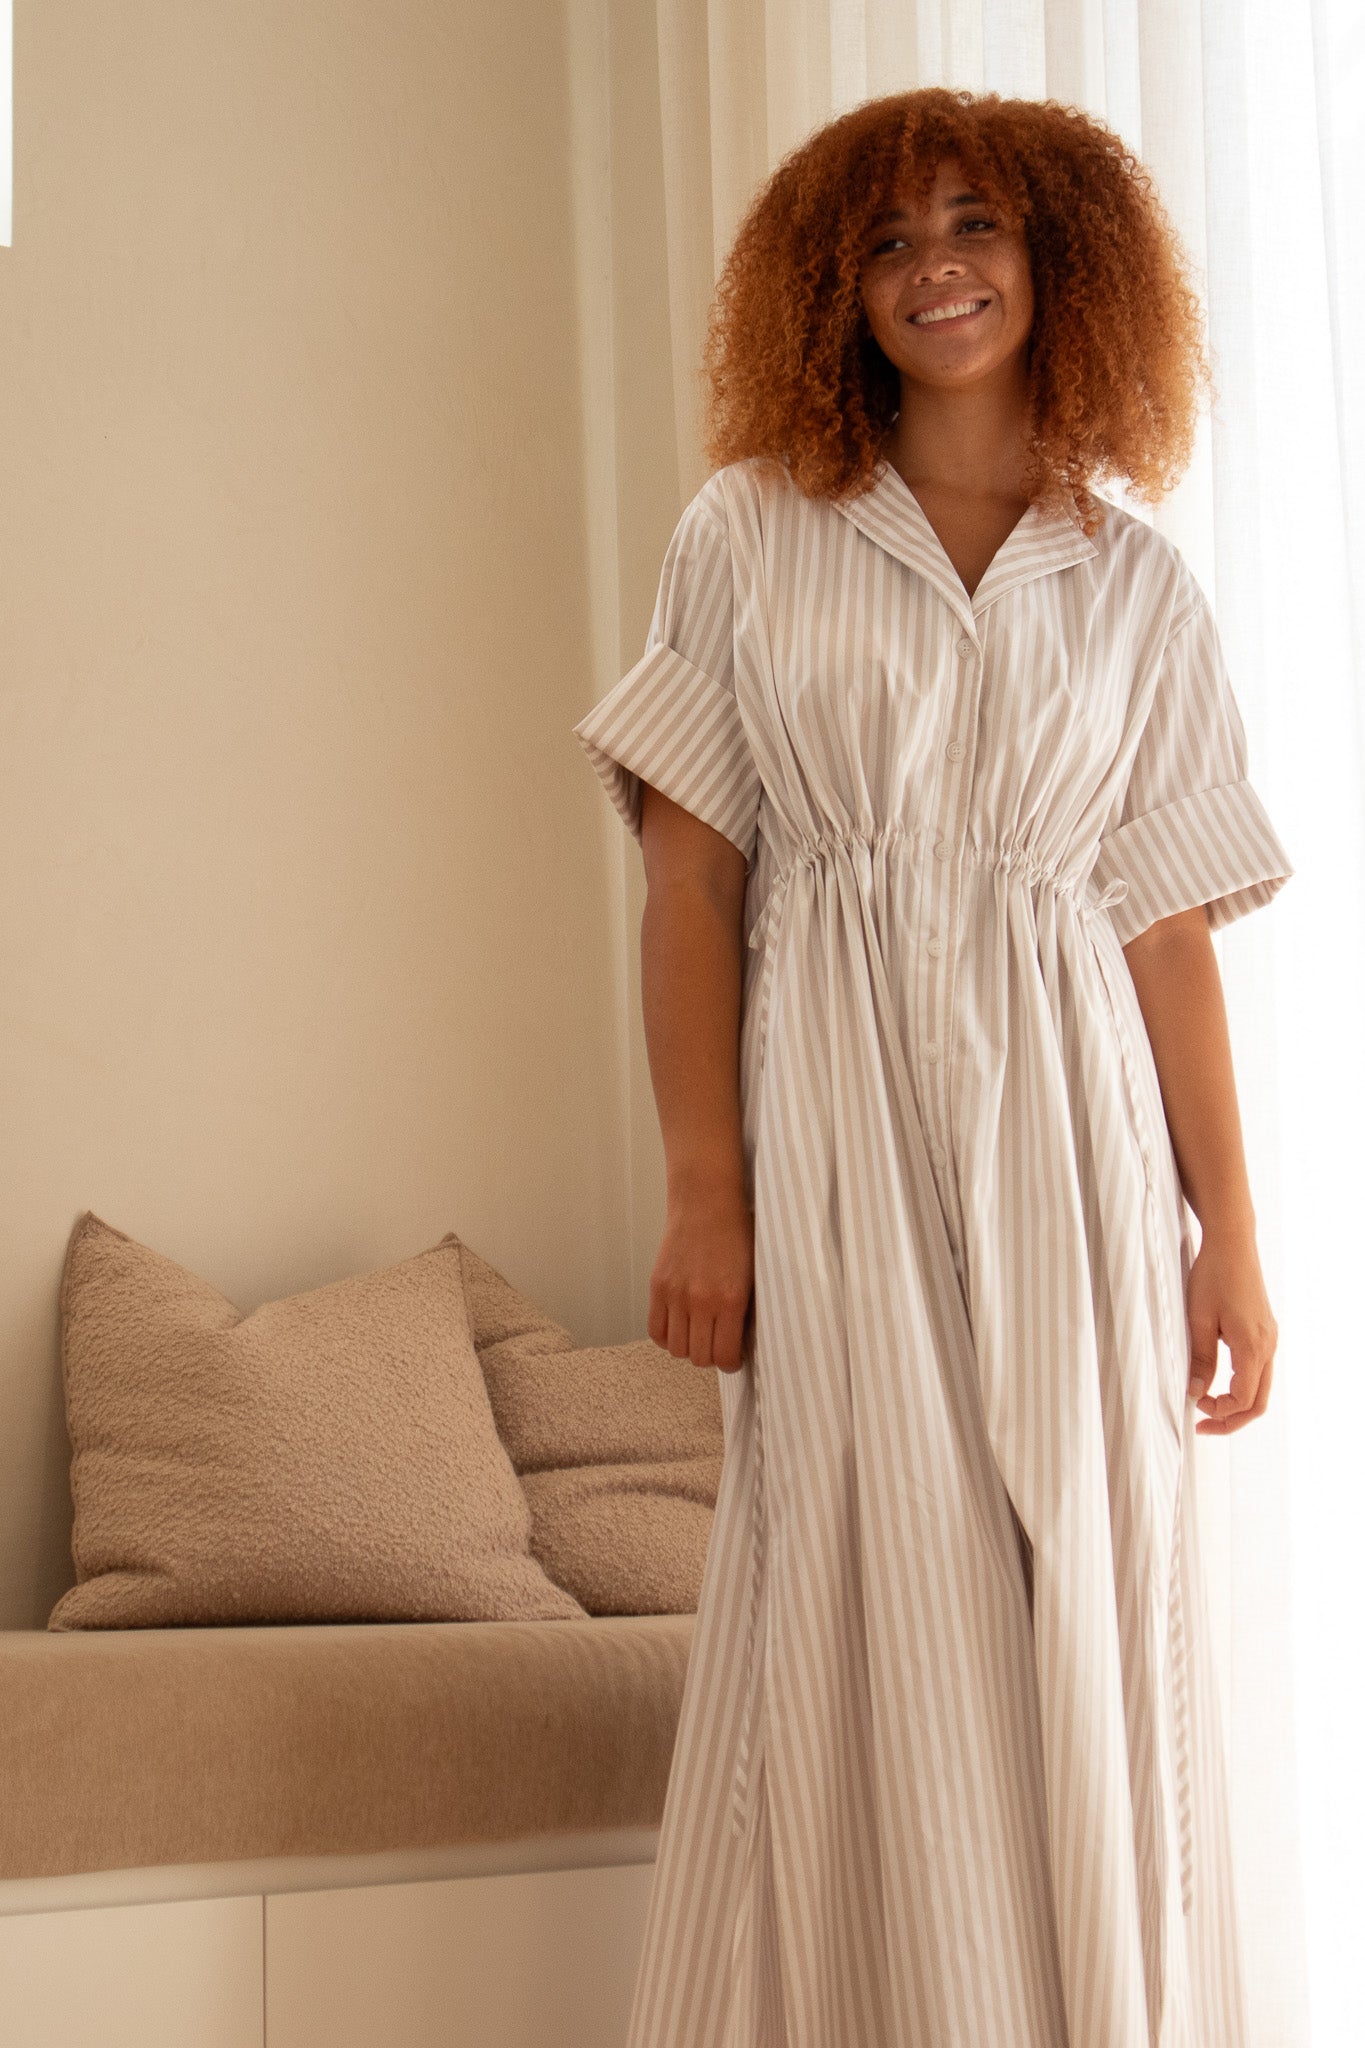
[666,1152,748,1208]
[1191,1193,1258,1246]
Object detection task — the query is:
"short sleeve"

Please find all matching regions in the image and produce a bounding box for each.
[572,486,761,865]
[1089,587,1295,946]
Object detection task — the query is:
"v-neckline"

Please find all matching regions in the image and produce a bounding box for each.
[879,464,1039,601]
[830,458,1101,638]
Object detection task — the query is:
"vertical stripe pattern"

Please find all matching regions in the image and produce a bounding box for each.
[572,455,1294,2048]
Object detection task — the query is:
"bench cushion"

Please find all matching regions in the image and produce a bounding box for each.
[0,1614,692,1881]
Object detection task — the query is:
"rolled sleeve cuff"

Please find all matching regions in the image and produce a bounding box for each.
[573,644,761,864]
[1091,777,1295,946]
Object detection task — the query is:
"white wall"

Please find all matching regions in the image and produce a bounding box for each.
[0,0,681,1628]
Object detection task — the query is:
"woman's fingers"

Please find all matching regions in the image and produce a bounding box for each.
[710,1300,750,1374]
[1194,1327,1275,1435]
[1185,1242,1279,1436]
[1187,1312,1219,1401]
[657,1296,750,1373]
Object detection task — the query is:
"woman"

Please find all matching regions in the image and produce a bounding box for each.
[574,85,1293,2048]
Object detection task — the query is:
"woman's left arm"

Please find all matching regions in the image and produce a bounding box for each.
[1122,904,1280,1436]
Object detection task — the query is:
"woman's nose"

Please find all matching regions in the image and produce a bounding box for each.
[907,233,966,272]
[916,253,967,281]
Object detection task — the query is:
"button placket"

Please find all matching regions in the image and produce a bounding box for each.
[923,625,983,1245]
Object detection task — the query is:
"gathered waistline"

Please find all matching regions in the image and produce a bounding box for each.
[747,822,1127,955]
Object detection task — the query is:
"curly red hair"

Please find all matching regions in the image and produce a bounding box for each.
[699,87,1213,536]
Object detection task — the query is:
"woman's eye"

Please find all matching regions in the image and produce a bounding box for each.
[870,217,995,256]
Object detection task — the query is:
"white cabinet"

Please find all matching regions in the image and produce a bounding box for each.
[0,1894,264,2048]
[0,1859,655,2048]
[266,1863,655,2048]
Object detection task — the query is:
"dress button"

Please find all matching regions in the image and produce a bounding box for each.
[957,638,973,657]
[935,840,953,859]
[927,936,946,956]
[946,740,966,759]
[925,1041,941,1062]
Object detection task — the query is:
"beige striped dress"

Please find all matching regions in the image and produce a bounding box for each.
[572,454,1294,2048]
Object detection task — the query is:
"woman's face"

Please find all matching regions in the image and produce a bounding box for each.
[858,155,1035,398]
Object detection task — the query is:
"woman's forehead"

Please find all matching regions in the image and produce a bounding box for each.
[873,167,982,218]
[872,149,1018,226]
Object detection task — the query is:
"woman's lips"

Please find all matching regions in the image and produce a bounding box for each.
[908,300,989,330]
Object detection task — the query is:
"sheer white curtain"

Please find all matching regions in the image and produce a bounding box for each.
[605,3,1361,2040]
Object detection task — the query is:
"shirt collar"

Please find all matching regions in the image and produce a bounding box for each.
[830,458,1102,640]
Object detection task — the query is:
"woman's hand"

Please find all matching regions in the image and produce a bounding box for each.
[1185,1224,1280,1435]
[649,1184,755,1374]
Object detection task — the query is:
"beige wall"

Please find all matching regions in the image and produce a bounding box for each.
[0,1,683,1627]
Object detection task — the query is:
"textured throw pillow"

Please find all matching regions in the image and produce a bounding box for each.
[48,1213,586,1629]
[478,1326,726,1616]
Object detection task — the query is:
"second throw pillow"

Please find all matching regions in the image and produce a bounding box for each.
[477,1325,726,1615]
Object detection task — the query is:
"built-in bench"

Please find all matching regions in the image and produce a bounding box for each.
[0,1614,693,2047]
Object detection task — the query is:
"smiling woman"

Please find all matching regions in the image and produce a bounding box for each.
[699,85,1210,534]
[573,80,1293,2048]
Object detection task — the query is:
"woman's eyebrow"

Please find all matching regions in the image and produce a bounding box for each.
[869,193,987,226]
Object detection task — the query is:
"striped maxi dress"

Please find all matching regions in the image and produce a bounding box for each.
[572,453,1294,2048]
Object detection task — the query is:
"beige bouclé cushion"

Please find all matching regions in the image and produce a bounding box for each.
[518,1457,725,1616]
[455,1234,578,1363]
[478,1333,726,1615]
[48,1213,586,1630]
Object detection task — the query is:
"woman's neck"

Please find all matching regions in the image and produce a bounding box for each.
[880,373,1033,502]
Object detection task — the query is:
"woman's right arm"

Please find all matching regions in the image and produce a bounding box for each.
[639,780,755,1376]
